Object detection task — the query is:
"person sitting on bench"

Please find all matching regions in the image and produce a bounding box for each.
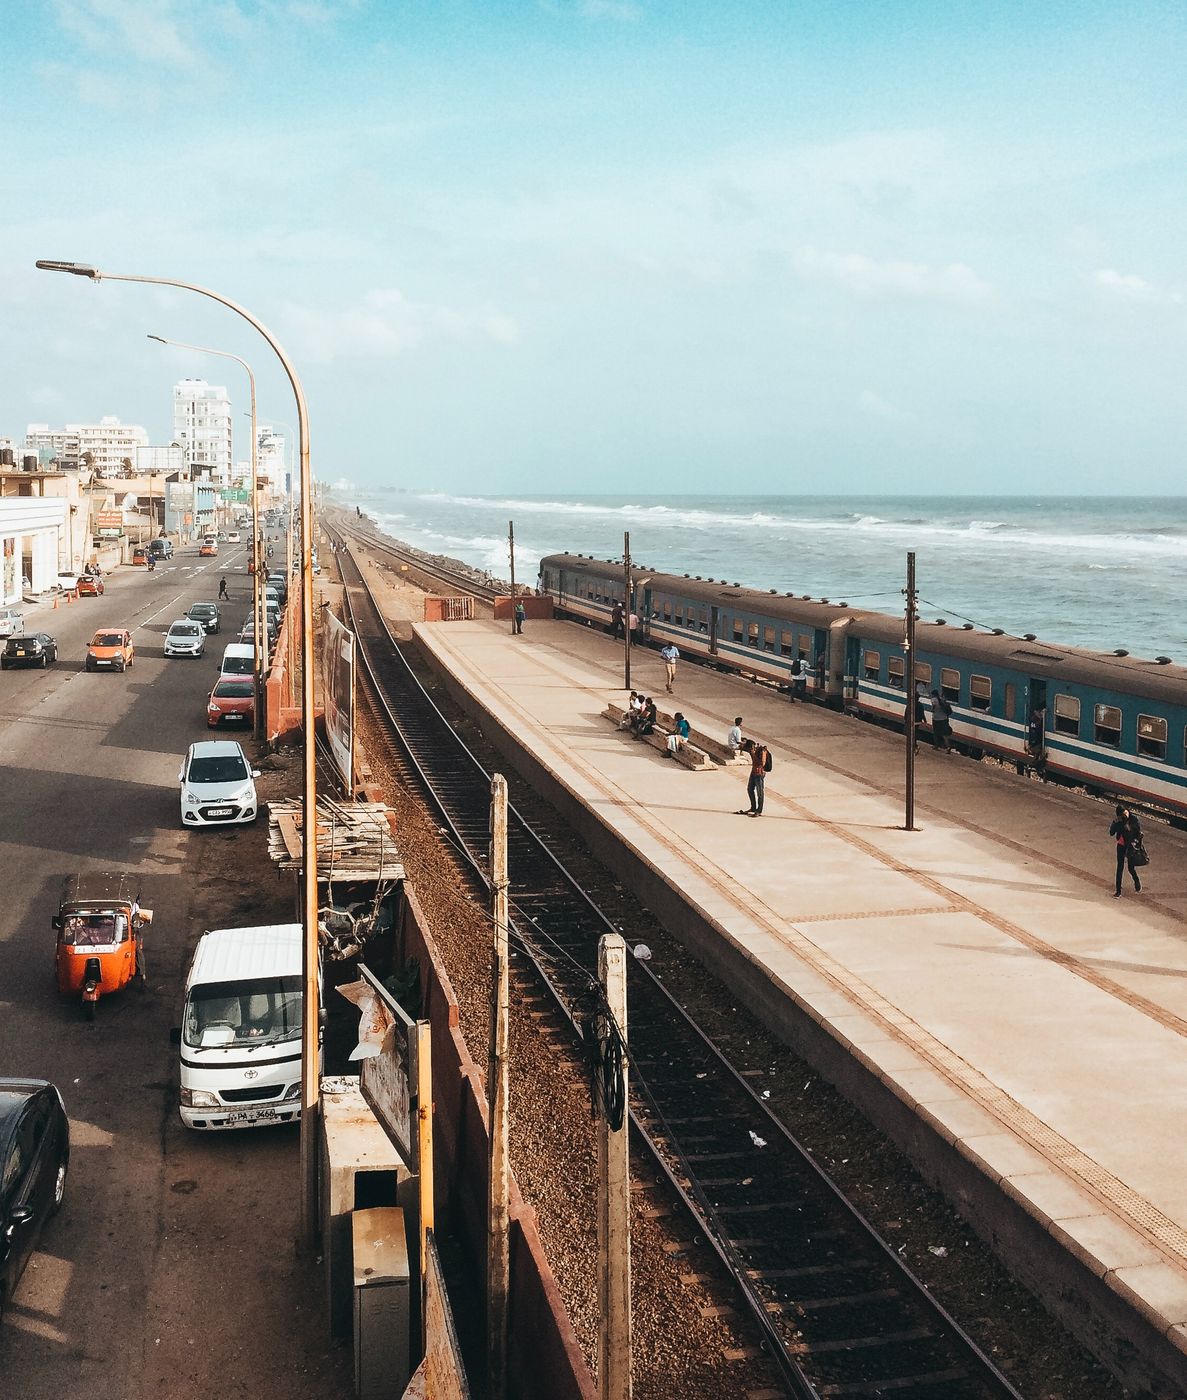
[634,697,657,738]
[667,713,690,756]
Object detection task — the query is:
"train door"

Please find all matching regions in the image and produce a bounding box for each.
[1027,678,1047,756]
[844,634,862,705]
[812,627,828,694]
[709,605,719,657]
[641,585,653,638]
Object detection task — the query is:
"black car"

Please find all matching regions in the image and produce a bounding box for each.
[0,633,59,670]
[0,1080,69,1326]
[187,602,222,634]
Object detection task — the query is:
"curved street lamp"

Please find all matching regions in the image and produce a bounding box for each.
[148,334,268,739]
[38,260,320,1250]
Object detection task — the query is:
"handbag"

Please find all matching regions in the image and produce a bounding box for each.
[1132,840,1150,868]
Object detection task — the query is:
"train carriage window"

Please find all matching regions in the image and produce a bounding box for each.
[913,661,932,688]
[1137,714,1166,760]
[863,650,880,682]
[940,668,960,703]
[1004,682,1016,723]
[887,655,905,689]
[970,675,992,712]
[780,629,794,657]
[1094,704,1122,748]
[699,608,709,633]
[1054,694,1080,736]
[733,616,744,644]
[747,621,760,649]
[763,625,776,653]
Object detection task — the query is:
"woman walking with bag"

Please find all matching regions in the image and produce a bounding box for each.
[1109,804,1145,897]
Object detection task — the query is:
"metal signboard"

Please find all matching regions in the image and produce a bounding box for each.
[353,963,419,1165]
[424,1231,471,1400]
[96,509,123,528]
[321,608,355,791]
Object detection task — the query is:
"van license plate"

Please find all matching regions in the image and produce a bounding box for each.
[227,1108,277,1125]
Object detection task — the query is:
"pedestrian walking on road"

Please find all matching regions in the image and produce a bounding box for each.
[218,576,229,601]
[737,739,771,816]
[1109,804,1145,896]
[514,600,526,634]
[661,642,680,692]
[611,601,624,640]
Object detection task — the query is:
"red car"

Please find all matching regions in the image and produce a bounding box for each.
[206,678,255,728]
[76,575,104,597]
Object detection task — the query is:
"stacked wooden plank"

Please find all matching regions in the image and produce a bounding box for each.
[267,797,405,881]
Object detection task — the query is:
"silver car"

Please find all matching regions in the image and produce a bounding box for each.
[164,620,206,658]
[0,606,24,638]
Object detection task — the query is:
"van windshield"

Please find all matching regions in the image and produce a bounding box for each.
[221,656,254,674]
[184,976,302,1048]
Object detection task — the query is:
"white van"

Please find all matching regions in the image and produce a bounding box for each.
[219,641,255,678]
[174,924,303,1130]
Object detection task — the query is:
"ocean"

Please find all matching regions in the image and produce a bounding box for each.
[333,488,1187,662]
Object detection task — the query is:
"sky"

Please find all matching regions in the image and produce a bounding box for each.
[2,0,1186,495]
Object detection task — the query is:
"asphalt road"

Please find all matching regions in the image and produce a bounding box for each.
[0,543,350,1399]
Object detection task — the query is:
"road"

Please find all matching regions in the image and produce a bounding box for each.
[0,543,350,1399]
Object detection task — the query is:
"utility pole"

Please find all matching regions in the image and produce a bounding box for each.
[623,531,632,691]
[487,775,511,1400]
[597,933,631,1400]
[508,519,517,634]
[904,550,917,832]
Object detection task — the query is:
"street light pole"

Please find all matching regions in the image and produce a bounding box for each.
[149,335,267,740]
[41,261,320,1251]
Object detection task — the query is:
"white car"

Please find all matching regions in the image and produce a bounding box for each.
[56,571,81,593]
[0,606,24,638]
[164,619,206,658]
[227,531,241,543]
[179,740,260,827]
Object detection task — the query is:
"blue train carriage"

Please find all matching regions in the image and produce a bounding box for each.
[849,613,1187,815]
[538,553,858,704]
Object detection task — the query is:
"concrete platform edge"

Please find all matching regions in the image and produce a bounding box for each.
[414,623,1187,1398]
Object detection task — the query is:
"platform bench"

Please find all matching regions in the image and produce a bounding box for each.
[602,704,713,771]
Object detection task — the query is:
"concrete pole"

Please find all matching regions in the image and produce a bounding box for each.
[597,933,631,1400]
[487,774,511,1399]
[905,550,917,832]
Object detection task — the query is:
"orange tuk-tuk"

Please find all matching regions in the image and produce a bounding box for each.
[53,873,152,1019]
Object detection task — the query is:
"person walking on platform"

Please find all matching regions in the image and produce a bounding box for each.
[727,717,743,754]
[737,738,771,816]
[218,576,229,601]
[514,600,526,635]
[611,601,624,640]
[1109,805,1144,896]
[667,712,690,757]
[660,642,680,692]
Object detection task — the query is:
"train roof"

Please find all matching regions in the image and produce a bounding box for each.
[540,553,859,625]
[541,552,1187,704]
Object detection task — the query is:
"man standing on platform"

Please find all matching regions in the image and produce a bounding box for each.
[661,641,680,692]
[737,738,771,816]
[514,599,526,635]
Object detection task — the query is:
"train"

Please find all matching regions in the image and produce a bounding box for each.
[538,552,1187,818]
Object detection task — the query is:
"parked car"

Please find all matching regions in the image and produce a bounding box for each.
[56,572,80,594]
[0,1078,69,1327]
[86,629,135,672]
[164,620,206,658]
[178,740,260,827]
[76,575,104,597]
[187,602,221,634]
[0,606,24,638]
[266,572,287,599]
[238,618,278,647]
[218,642,256,678]
[207,678,255,728]
[148,538,174,560]
[1,633,58,670]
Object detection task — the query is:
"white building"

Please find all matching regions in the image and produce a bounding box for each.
[173,379,233,481]
[26,418,149,475]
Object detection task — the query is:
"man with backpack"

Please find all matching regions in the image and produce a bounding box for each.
[737,738,772,816]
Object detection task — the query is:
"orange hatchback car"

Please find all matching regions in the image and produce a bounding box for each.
[206,677,255,728]
[76,575,104,597]
[86,629,135,672]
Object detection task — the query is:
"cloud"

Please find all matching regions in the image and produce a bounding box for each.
[1093,268,1183,305]
[53,0,194,66]
[281,289,521,362]
[793,247,993,305]
[858,390,912,423]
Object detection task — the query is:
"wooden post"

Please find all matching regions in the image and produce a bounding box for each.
[416,1020,434,1289]
[508,520,517,635]
[623,532,631,691]
[905,551,917,832]
[487,775,511,1399]
[597,933,632,1400]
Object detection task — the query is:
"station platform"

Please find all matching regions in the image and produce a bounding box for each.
[406,613,1187,1393]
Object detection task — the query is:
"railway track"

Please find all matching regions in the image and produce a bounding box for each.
[332,513,506,603]
[330,532,1025,1400]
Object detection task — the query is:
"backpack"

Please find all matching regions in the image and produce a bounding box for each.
[763,748,773,772]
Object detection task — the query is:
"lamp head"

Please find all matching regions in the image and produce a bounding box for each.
[147,334,168,345]
[36,260,100,279]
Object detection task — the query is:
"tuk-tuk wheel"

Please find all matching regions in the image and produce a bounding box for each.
[83,999,95,1022]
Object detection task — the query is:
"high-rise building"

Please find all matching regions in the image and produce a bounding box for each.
[172,379,232,481]
[26,418,149,475]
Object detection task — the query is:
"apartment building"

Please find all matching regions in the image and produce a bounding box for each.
[25,418,151,475]
[173,379,233,481]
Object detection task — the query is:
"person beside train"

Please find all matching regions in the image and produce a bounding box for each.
[913,683,928,752]
[1109,805,1145,897]
[611,601,624,640]
[930,690,953,751]
[789,657,807,702]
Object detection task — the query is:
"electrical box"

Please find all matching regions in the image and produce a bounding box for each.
[353,1206,411,1399]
